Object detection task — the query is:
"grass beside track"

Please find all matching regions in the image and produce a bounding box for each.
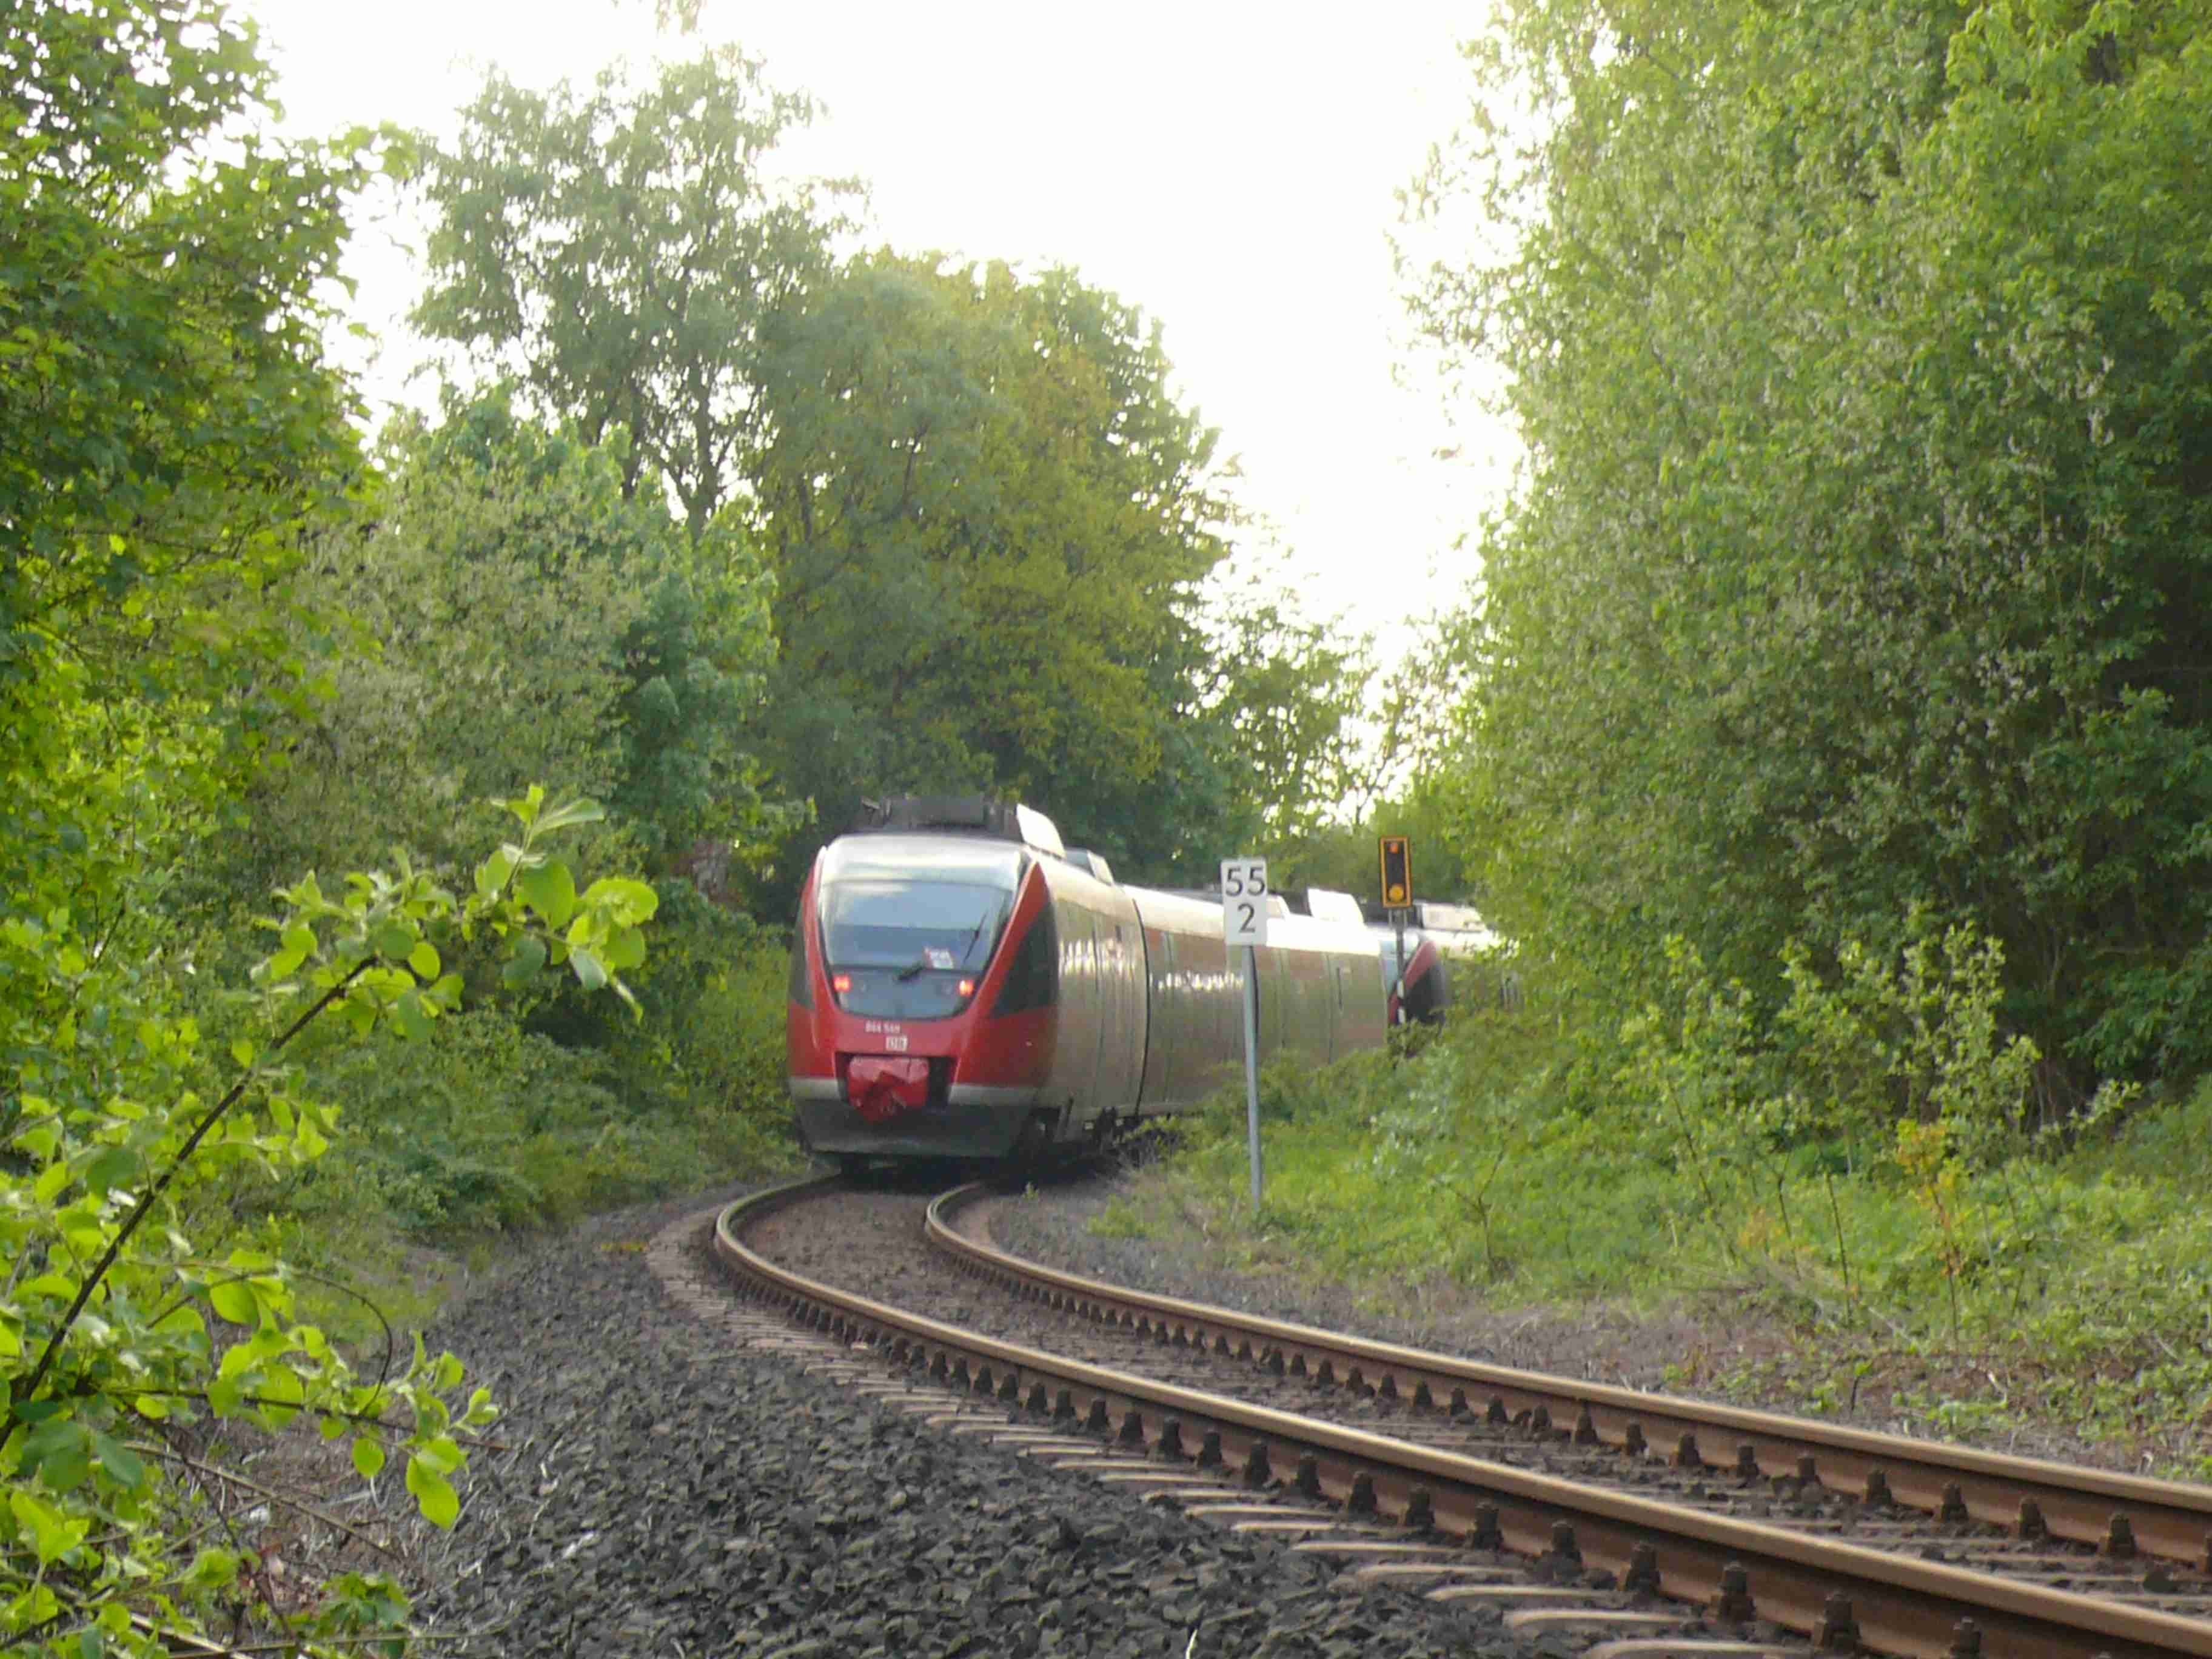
[1088,1011,2212,1483]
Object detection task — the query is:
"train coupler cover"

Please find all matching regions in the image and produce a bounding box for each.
[847,1055,931,1122]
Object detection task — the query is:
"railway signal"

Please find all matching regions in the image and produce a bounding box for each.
[1378,835,1413,908]
[1379,836,1415,1025]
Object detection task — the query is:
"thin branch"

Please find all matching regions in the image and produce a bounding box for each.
[133,1624,507,1655]
[177,1449,302,1655]
[18,961,372,1406]
[145,1447,406,1563]
[107,1387,510,1452]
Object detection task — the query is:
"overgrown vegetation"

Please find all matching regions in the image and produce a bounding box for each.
[1127,925,2212,1476]
[1081,0,2212,1484]
[1405,0,2212,1097]
[2,2,1382,1647]
[12,0,2212,1644]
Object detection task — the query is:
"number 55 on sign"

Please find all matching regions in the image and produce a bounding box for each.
[1221,858,1269,945]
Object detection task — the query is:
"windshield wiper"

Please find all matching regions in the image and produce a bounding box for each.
[960,909,998,965]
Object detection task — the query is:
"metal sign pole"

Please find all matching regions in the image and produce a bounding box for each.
[1220,856,1269,1211]
[1241,942,1263,1207]
[1392,910,1407,1024]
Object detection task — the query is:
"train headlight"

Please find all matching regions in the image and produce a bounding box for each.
[957,977,975,997]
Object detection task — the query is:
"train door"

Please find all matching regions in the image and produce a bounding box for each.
[1080,909,1108,1131]
[1097,920,1143,1117]
[1048,900,1099,1133]
[1141,928,1176,1108]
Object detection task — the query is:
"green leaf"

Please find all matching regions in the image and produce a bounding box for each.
[392,989,433,1042]
[407,940,441,979]
[581,876,659,925]
[256,1364,305,1428]
[516,860,578,930]
[501,934,548,988]
[498,786,545,832]
[412,1433,464,1476]
[184,1548,241,1590]
[372,920,416,960]
[269,921,315,978]
[605,925,646,970]
[568,945,608,992]
[85,1146,138,1195]
[10,1489,87,1565]
[532,796,605,835]
[406,1451,461,1529]
[90,1431,148,1493]
[208,1279,258,1326]
[477,845,517,897]
[26,1420,93,1493]
[352,1436,387,1480]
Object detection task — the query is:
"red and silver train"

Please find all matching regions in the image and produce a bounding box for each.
[786,798,1389,1165]
[1365,900,1502,1027]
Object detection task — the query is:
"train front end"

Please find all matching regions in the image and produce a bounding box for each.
[787,825,1058,1161]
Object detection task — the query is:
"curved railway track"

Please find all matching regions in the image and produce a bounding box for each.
[709,1176,2212,1659]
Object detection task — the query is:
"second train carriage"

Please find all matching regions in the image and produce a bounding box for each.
[786,797,1387,1164]
[1363,899,1503,1026]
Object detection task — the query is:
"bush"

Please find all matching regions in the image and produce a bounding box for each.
[266,980,793,1240]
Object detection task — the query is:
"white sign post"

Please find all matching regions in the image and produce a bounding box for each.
[1221,857,1268,1208]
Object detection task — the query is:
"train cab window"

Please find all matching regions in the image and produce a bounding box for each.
[990,905,1058,1016]
[787,924,813,1008]
[819,877,1015,1019]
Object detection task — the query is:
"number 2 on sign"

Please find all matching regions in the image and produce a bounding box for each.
[1221,857,1269,946]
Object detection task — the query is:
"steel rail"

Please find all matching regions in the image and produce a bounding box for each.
[719,1179,2212,1659]
[927,1182,2212,1573]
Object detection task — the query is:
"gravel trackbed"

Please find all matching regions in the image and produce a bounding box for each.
[400,1186,1543,1658]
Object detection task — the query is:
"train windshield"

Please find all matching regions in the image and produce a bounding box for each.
[813,834,1027,1019]
[820,879,1013,972]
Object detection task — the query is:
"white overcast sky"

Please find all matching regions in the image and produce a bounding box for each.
[238,0,1513,660]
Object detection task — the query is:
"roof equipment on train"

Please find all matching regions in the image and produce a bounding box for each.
[850,795,1067,859]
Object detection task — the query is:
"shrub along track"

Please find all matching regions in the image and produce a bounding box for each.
[717,1175,2212,1659]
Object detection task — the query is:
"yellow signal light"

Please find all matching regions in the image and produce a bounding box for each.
[1378,836,1413,908]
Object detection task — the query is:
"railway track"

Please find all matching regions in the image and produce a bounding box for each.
[709,1176,2212,1659]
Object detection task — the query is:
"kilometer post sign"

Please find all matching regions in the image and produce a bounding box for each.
[1221,857,1267,1206]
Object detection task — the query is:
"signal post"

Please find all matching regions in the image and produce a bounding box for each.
[1379,835,1413,1022]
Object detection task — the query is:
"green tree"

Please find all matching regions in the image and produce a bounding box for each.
[751,253,1364,886]
[1411,0,2212,1088]
[235,392,785,889]
[412,47,850,542]
[0,7,669,1651]
[1,0,394,885]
